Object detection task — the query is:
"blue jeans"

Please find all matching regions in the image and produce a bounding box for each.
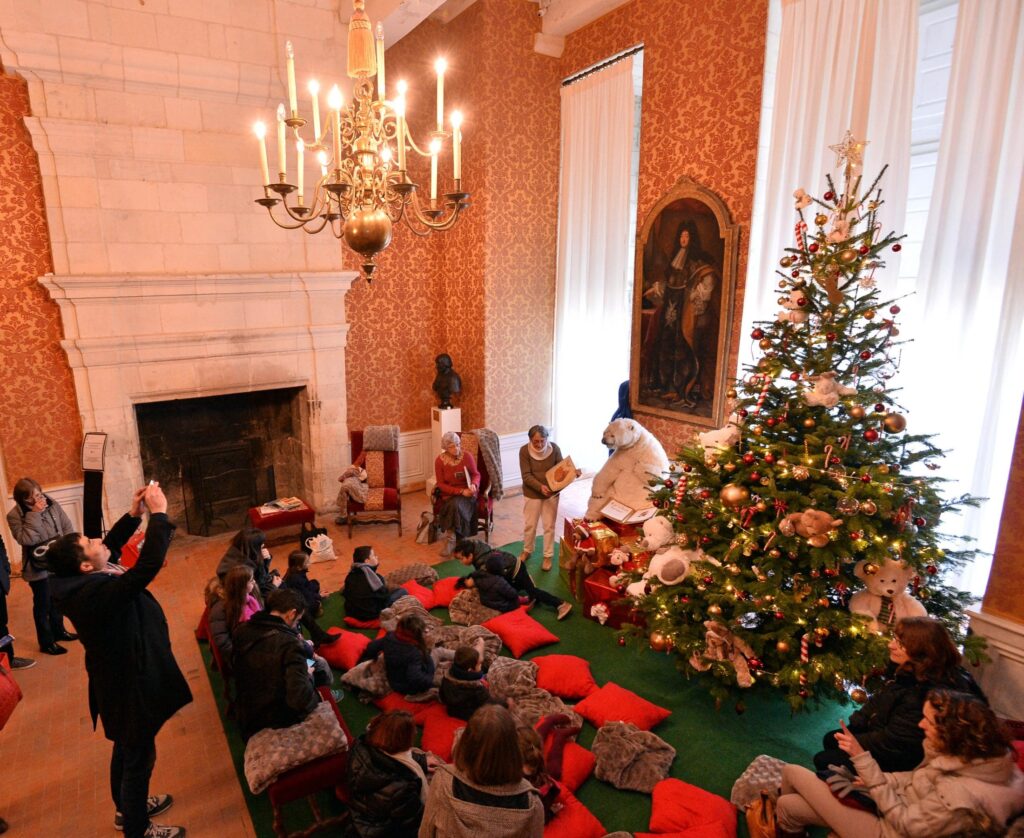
[28,577,66,648]
[110,737,157,838]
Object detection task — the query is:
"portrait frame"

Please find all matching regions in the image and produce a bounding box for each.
[630,177,739,428]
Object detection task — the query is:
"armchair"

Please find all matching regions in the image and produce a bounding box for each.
[344,426,402,538]
[431,430,494,538]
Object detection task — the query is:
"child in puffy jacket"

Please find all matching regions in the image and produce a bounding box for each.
[440,641,496,721]
[455,553,522,613]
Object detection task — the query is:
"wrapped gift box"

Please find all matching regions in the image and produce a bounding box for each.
[582,568,642,629]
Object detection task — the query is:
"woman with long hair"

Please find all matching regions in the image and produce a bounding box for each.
[217,526,279,599]
[207,565,260,662]
[778,690,1024,836]
[6,477,77,655]
[348,710,440,837]
[814,616,984,773]
[433,432,480,557]
[420,704,543,837]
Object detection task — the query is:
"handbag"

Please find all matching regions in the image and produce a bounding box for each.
[415,511,435,545]
[745,791,777,838]
[0,657,24,731]
[304,533,336,564]
[298,521,328,555]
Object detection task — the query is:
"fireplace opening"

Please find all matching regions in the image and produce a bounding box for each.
[135,388,309,536]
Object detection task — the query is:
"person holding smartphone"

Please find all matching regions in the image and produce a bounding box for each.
[7,477,78,655]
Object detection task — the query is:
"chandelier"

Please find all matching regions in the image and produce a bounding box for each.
[251,0,470,281]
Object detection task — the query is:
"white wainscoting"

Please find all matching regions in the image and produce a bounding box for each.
[967,608,1024,721]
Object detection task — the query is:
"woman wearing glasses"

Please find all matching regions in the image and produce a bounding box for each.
[813,616,984,774]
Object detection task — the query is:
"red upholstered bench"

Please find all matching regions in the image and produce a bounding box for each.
[247,501,316,536]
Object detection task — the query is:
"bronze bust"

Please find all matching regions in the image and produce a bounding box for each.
[432,353,462,409]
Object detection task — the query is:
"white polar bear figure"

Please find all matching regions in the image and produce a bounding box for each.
[697,413,742,455]
[625,547,720,598]
[586,419,669,520]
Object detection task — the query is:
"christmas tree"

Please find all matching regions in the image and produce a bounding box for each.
[632,133,982,711]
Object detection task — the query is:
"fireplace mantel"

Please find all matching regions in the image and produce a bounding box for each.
[41,270,356,523]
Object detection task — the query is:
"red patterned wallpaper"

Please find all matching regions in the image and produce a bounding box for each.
[561,0,768,453]
[0,71,82,487]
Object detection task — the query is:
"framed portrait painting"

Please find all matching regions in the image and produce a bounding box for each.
[631,177,739,428]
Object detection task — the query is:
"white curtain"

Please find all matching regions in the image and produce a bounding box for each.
[742,0,918,368]
[552,57,635,472]
[901,0,1024,596]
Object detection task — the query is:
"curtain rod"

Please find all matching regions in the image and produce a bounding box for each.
[562,44,643,87]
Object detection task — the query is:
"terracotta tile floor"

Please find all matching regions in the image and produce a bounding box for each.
[2,480,591,836]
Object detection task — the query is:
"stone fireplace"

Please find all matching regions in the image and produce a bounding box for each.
[40,270,355,527]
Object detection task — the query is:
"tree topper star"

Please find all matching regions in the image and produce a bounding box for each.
[829,131,869,170]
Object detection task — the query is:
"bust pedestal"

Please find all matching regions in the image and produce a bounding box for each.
[426,407,462,499]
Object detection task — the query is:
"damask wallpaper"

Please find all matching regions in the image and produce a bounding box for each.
[561,0,768,454]
[0,71,82,487]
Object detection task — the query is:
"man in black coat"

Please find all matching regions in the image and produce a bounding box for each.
[232,588,320,741]
[1,531,36,669]
[49,483,190,838]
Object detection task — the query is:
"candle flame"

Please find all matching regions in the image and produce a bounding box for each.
[434,58,447,75]
[253,121,266,138]
[327,85,344,110]
[308,78,320,95]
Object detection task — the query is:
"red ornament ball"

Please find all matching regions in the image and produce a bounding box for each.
[679,595,690,604]
[890,305,901,315]
[860,474,872,484]
[700,536,712,546]
[914,517,927,528]
[796,297,808,307]
[860,350,872,360]
[808,243,819,253]
[683,464,693,472]
[664,480,674,490]
[892,243,902,252]
[737,408,749,418]
[704,511,715,520]
[789,371,801,381]
[617,636,627,647]
[742,453,756,465]
[874,403,885,413]
[765,453,776,464]
[799,688,810,699]
[859,245,870,255]
[864,429,880,442]
[699,489,711,500]
[751,328,764,339]
[826,332,837,342]
[824,190,835,201]
[926,565,938,575]
[766,417,777,427]
[774,611,785,620]
[703,576,715,585]
[824,567,838,577]
[748,658,762,670]
[791,269,800,278]
[749,471,762,483]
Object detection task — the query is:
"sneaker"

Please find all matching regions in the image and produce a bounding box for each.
[143,824,186,838]
[541,556,553,572]
[115,795,173,830]
[10,656,36,670]
[556,602,573,621]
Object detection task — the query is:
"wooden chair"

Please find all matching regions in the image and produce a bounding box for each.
[432,430,495,538]
[346,428,402,538]
[266,687,354,838]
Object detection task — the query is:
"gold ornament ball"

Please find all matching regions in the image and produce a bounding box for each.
[792,465,810,480]
[726,563,741,575]
[759,338,772,350]
[859,500,878,515]
[863,562,879,576]
[850,687,868,704]
[803,417,816,429]
[751,425,764,436]
[776,640,790,653]
[815,627,830,638]
[649,631,670,653]
[848,405,866,421]
[779,256,794,268]
[720,483,750,509]
[707,604,723,616]
[724,462,737,473]
[863,309,876,320]
[839,248,858,264]
[768,548,782,559]
[778,280,788,289]
[883,413,907,433]
[814,213,828,226]
[727,388,738,399]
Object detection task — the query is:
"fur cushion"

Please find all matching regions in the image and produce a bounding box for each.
[318,628,369,670]
[544,788,605,838]
[448,588,501,626]
[574,682,670,730]
[591,721,676,793]
[482,607,559,658]
[339,656,391,698]
[649,778,737,838]
[532,654,598,700]
[385,563,439,589]
[243,702,347,794]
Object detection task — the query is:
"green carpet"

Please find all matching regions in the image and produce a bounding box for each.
[199,539,845,836]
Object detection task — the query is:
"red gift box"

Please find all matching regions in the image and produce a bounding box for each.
[582,568,641,629]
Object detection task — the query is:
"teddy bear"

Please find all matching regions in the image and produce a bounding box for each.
[586,419,669,520]
[697,413,742,455]
[803,371,858,408]
[623,517,720,597]
[849,558,927,633]
[778,509,843,548]
[777,288,809,324]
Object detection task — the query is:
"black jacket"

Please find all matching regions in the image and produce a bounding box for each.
[232,610,320,740]
[440,665,491,721]
[0,533,9,596]
[468,570,519,613]
[343,564,390,621]
[347,737,427,837]
[847,664,985,771]
[283,569,322,612]
[217,543,274,599]
[51,513,192,745]
[360,632,434,695]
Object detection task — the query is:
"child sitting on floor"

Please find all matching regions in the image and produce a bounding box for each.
[282,550,338,647]
[440,640,495,721]
[358,613,453,698]
[343,546,407,622]
[455,553,524,614]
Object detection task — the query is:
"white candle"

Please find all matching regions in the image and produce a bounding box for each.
[429,136,441,200]
[327,85,343,170]
[308,79,321,141]
[394,89,406,171]
[375,23,386,101]
[253,122,269,185]
[286,41,298,116]
[450,110,462,181]
[434,58,446,131]
[276,103,287,178]
[296,139,304,202]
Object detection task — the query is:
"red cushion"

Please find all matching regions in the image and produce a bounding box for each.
[1013,740,1024,771]
[373,692,440,723]
[344,615,381,629]
[635,829,731,838]
[533,654,598,700]
[401,579,437,610]
[419,708,466,761]
[318,628,369,670]
[574,682,671,730]
[247,502,315,531]
[432,576,461,608]
[649,778,737,838]
[551,742,594,793]
[482,607,559,658]
[544,788,605,838]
